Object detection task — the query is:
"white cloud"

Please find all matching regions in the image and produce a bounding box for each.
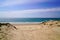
[2,7,60,13]
[0,7,60,18]
[1,0,54,7]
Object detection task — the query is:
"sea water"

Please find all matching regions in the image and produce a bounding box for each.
[0,18,60,24]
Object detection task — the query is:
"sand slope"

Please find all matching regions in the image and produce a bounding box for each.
[0,20,60,40]
[12,20,60,40]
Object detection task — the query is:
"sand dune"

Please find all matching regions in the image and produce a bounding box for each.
[0,20,60,40]
[12,20,60,40]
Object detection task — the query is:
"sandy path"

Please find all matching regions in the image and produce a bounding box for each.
[11,24,60,40]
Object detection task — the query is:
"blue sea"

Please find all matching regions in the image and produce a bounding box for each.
[0,18,60,22]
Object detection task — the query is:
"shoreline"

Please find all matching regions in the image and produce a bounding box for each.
[0,22,43,24]
[0,20,58,24]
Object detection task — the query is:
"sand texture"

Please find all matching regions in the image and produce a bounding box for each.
[0,20,60,40]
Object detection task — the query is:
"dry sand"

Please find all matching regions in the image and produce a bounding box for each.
[0,20,60,40]
[11,20,60,40]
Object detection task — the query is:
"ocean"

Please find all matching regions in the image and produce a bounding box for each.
[0,18,60,22]
[0,18,60,24]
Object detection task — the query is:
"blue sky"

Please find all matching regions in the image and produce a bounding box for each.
[0,0,60,18]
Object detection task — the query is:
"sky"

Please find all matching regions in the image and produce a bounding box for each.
[0,0,60,18]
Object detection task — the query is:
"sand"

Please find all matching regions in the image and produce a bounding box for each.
[11,20,60,40]
[0,20,60,40]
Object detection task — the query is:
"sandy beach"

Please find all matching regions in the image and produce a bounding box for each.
[10,20,60,40]
[0,20,60,40]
